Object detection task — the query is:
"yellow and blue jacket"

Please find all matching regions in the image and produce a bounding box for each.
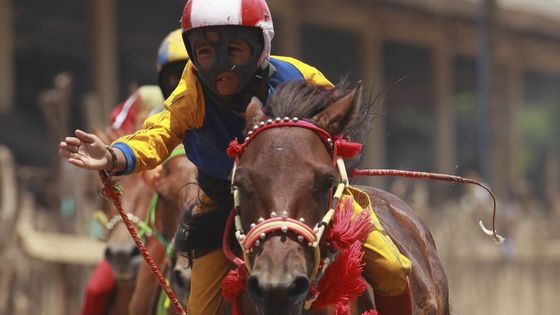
[112,56,332,180]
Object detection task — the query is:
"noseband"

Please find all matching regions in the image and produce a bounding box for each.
[226,116,362,281]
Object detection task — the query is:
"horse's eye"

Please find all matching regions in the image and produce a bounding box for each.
[232,180,252,196]
[316,175,336,193]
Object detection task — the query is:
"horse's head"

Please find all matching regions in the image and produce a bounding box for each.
[231,80,370,314]
[155,150,199,240]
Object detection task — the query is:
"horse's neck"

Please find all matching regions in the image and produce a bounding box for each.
[107,284,135,315]
[119,174,154,219]
[155,199,180,241]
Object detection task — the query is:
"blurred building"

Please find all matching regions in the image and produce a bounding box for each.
[1,0,559,204]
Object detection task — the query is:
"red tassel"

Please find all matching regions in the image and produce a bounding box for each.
[327,199,374,249]
[311,199,374,314]
[312,242,368,313]
[336,139,362,159]
[226,138,243,158]
[221,264,248,315]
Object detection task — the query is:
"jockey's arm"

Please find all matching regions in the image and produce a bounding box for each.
[110,86,203,175]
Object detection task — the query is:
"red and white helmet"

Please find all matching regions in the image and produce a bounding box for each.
[181,0,274,67]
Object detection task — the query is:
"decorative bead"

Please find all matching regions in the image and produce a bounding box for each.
[299,218,305,223]
[281,226,288,233]
[250,223,256,229]
[283,116,290,121]
[260,233,266,240]
[282,211,288,218]
[270,211,277,217]
[245,137,250,141]
[259,121,265,126]
[248,130,253,136]
[255,240,260,247]
[253,125,259,131]
[297,235,304,242]
[266,119,273,124]
[275,117,281,122]
[258,217,264,223]
[293,117,299,122]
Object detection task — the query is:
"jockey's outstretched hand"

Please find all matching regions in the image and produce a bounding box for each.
[59,129,109,171]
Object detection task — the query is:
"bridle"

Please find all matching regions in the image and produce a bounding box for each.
[226,116,362,282]
[98,148,188,246]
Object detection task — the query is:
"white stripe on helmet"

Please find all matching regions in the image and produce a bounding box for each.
[190,0,242,27]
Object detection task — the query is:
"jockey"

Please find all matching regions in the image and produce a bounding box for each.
[79,29,189,315]
[157,28,190,100]
[62,1,412,314]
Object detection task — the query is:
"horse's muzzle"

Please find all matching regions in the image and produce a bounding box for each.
[246,272,310,313]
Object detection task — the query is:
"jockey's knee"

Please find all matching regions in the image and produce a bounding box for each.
[364,261,409,295]
[362,242,411,296]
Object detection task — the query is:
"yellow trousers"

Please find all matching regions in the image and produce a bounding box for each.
[186,186,411,314]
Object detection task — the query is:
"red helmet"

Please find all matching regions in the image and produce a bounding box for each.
[181,0,274,67]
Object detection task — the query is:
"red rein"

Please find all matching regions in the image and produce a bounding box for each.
[351,168,502,243]
[99,172,187,315]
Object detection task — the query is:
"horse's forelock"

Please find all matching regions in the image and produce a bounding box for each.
[261,78,377,167]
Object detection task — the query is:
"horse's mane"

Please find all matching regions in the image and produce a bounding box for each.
[262,78,378,166]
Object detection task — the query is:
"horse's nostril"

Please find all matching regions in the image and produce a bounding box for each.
[288,276,310,299]
[172,269,187,289]
[247,275,264,301]
[104,248,113,261]
[130,246,141,257]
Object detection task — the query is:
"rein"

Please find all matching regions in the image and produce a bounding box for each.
[99,171,187,315]
[98,194,170,247]
[351,169,504,244]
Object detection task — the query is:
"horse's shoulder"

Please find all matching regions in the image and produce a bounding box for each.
[355,185,417,217]
[355,185,437,247]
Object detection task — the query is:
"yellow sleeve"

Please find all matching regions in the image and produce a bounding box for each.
[113,62,205,173]
[271,55,334,87]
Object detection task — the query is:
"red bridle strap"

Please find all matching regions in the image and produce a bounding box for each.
[225,117,362,278]
[227,117,362,161]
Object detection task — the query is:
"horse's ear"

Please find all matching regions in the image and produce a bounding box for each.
[245,97,265,129]
[313,83,362,135]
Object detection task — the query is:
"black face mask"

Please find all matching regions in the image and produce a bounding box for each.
[183,25,264,97]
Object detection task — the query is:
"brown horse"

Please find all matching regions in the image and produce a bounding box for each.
[226,80,449,314]
[129,151,200,315]
[100,172,154,315]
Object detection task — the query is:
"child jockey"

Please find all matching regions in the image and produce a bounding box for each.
[61,1,412,314]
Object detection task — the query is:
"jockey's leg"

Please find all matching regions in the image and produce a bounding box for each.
[183,189,235,315]
[345,187,413,315]
[187,248,233,315]
[80,259,115,315]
